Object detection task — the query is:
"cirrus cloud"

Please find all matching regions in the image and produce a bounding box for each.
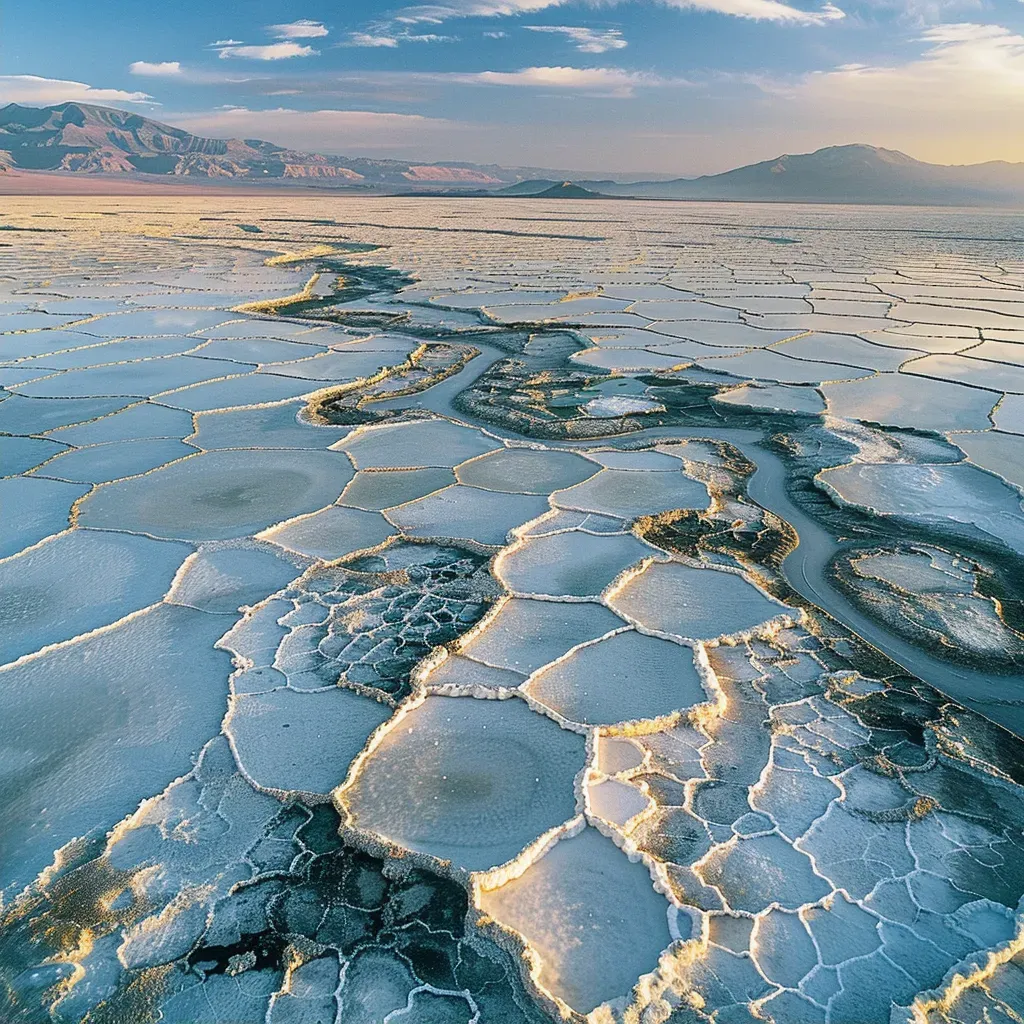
[268,20,329,39]
[394,0,571,24]
[344,33,401,47]
[342,30,453,46]
[393,0,840,24]
[525,26,628,52]
[794,22,1024,109]
[662,0,844,24]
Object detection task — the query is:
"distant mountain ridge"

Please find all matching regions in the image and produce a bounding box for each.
[3,103,1023,206]
[0,102,535,187]
[502,146,1024,206]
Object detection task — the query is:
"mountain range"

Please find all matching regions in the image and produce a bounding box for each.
[512,147,1024,206]
[0,102,539,188]
[3,102,1024,207]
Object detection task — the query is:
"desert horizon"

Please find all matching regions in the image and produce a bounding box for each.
[3,4,1024,1022]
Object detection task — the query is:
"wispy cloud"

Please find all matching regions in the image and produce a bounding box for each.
[342,30,452,46]
[790,21,1024,103]
[525,25,628,52]
[394,0,570,24]
[661,0,844,24]
[129,61,184,77]
[216,42,319,60]
[344,33,402,47]
[391,0,839,24]
[0,75,152,105]
[268,20,329,39]
[463,65,682,96]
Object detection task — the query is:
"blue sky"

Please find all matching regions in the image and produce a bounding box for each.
[3,0,1024,173]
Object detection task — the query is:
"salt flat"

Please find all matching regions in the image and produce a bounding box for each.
[0,197,1023,1024]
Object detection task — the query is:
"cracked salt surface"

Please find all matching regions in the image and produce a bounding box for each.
[1,199,1024,1024]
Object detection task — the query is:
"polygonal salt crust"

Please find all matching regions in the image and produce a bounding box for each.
[953,430,1024,493]
[455,447,598,494]
[854,547,974,594]
[1,436,67,476]
[588,777,652,827]
[584,395,666,417]
[570,348,687,373]
[553,468,709,520]
[259,505,396,561]
[819,461,1024,556]
[518,509,626,537]
[774,333,922,373]
[495,531,655,598]
[227,687,392,799]
[822,373,997,432]
[421,653,527,694]
[905,353,1024,394]
[336,419,502,469]
[630,299,740,320]
[0,529,192,665]
[476,826,674,1015]
[460,598,623,675]
[0,311,83,332]
[161,372,323,412]
[339,468,456,510]
[585,450,682,471]
[645,321,795,348]
[697,833,831,913]
[167,545,301,614]
[644,339,735,360]
[338,947,420,1022]
[195,336,330,364]
[971,339,1024,365]
[609,561,786,640]
[525,629,708,727]
[750,909,820,989]
[191,402,350,450]
[431,289,566,309]
[218,597,293,670]
[14,355,250,400]
[74,309,235,338]
[695,348,874,385]
[386,485,549,547]
[0,475,90,558]
[5,204,1024,1024]
[994,393,1024,435]
[14,336,205,371]
[0,329,104,361]
[49,402,195,445]
[0,394,133,435]
[0,604,232,897]
[714,383,826,415]
[889,302,1024,332]
[77,448,354,542]
[195,318,329,341]
[267,346,417,381]
[32,437,193,484]
[330,332,423,353]
[339,695,584,873]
